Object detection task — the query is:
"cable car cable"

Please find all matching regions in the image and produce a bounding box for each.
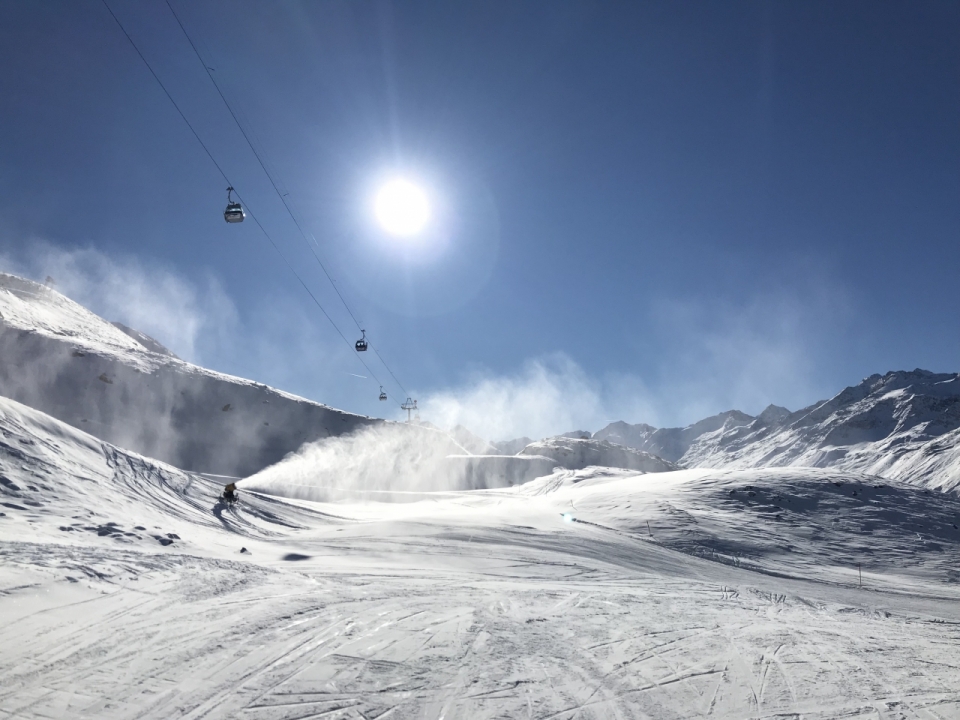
[164,0,410,400]
[100,0,401,407]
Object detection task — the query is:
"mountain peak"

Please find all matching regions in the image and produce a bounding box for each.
[756,404,791,425]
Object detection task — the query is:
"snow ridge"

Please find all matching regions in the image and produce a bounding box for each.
[0,272,382,476]
[593,370,960,492]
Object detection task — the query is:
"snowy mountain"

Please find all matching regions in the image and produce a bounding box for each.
[520,436,678,473]
[589,371,960,492]
[4,391,960,718]
[0,272,446,477]
[109,321,179,358]
[593,410,754,463]
[491,435,532,455]
[448,424,499,455]
[682,370,960,491]
[2,274,960,717]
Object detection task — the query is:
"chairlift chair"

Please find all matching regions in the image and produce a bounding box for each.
[224,187,245,223]
[355,329,368,352]
[379,386,387,401]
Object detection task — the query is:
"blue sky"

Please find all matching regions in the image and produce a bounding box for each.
[1,1,958,439]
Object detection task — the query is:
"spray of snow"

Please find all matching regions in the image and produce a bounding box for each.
[422,354,659,442]
[242,423,469,501]
[0,241,237,364]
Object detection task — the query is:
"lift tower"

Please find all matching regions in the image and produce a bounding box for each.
[400,397,418,423]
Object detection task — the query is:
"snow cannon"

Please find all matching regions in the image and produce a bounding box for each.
[222,482,238,503]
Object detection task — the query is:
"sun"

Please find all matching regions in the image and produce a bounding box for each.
[374,179,430,237]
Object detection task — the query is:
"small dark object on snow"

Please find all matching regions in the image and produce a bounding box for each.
[283,553,311,561]
[157,537,174,546]
[240,547,249,554]
[222,482,238,503]
[166,533,180,540]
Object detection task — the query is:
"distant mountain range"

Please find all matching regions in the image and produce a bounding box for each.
[489,370,960,492]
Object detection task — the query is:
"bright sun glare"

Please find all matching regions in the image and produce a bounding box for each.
[374,179,430,237]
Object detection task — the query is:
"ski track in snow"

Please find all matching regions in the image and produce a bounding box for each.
[2,398,960,719]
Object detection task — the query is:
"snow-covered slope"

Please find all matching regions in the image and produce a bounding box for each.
[0,394,333,551]
[591,371,960,492]
[594,410,754,462]
[491,435,532,455]
[448,423,499,455]
[0,272,389,476]
[3,395,960,719]
[521,436,678,472]
[682,370,960,492]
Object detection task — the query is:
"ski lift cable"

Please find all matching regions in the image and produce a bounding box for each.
[164,0,410,400]
[100,0,402,408]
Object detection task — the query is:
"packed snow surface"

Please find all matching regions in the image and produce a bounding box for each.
[3,395,960,719]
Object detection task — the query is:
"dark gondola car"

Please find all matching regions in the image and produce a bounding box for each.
[224,186,245,223]
[355,329,368,352]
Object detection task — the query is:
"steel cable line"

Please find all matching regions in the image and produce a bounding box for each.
[164,0,411,400]
[100,0,400,406]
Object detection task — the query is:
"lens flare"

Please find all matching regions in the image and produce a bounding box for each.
[374,179,430,236]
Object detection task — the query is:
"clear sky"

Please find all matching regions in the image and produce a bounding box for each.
[1,1,958,439]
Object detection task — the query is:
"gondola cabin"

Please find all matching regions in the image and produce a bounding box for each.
[223,186,245,223]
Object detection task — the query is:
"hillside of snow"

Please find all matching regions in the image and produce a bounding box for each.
[681,370,960,491]
[593,410,755,462]
[521,436,678,473]
[3,395,960,719]
[587,370,960,492]
[0,272,460,476]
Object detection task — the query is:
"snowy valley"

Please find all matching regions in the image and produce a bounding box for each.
[2,272,960,719]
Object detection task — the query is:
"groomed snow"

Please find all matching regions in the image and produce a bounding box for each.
[3,396,960,719]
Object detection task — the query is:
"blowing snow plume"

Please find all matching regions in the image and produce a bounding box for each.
[240,423,558,502]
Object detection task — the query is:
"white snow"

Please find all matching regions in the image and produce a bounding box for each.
[592,371,960,492]
[3,271,960,718]
[3,395,960,719]
[521,436,678,472]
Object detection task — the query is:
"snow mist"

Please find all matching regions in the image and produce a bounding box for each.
[239,422,559,502]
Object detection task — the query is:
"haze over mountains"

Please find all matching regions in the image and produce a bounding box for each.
[3,270,960,495]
